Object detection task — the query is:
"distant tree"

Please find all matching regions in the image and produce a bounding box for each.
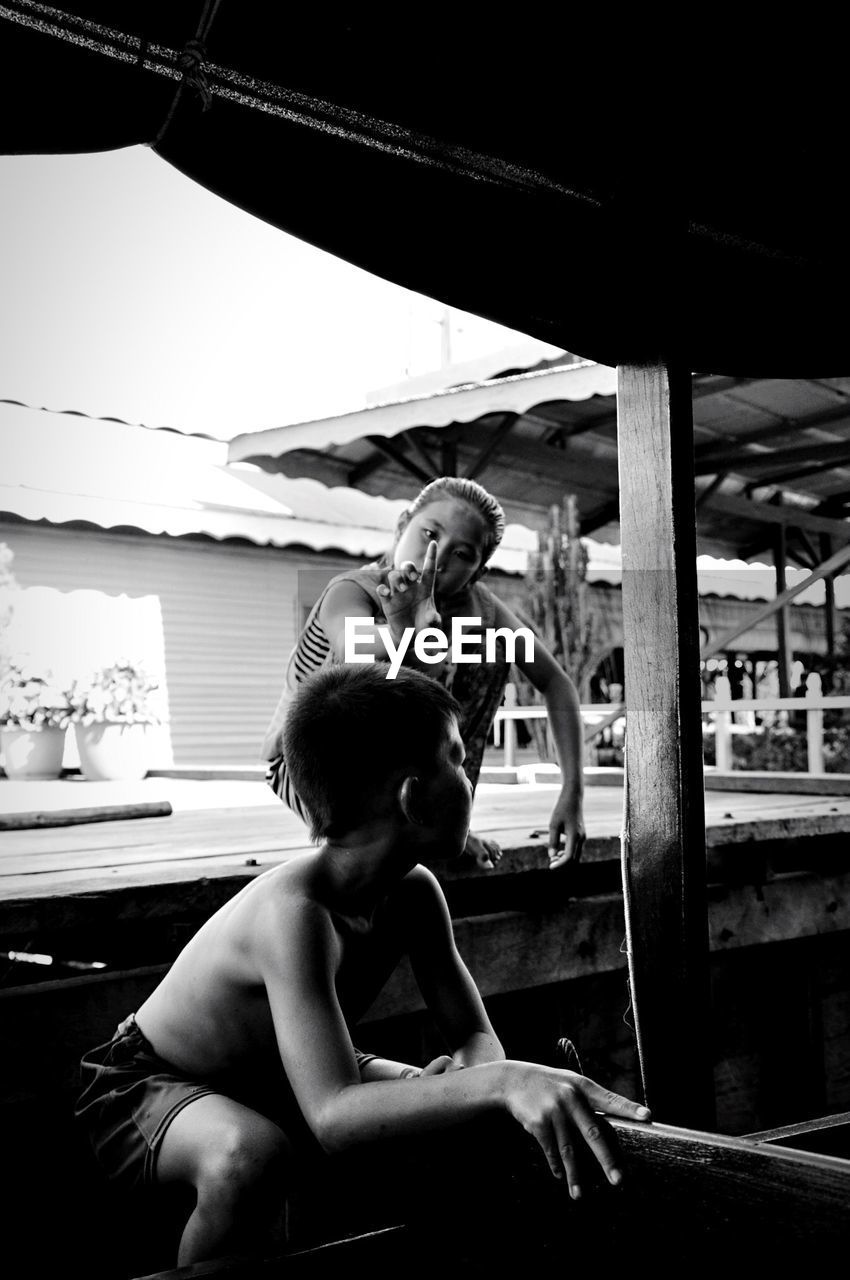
[514,496,601,761]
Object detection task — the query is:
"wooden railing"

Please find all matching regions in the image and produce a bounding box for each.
[703,672,850,774]
[492,674,850,775]
[492,683,625,767]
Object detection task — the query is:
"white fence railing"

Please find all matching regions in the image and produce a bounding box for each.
[492,674,850,774]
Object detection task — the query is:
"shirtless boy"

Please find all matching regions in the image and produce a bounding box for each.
[76,664,650,1267]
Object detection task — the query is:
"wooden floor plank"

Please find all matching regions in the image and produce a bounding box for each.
[3,784,850,943]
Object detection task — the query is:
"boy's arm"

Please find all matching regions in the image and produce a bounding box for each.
[402,865,505,1067]
[355,1051,423,1081]
[257,891,650,1193]
[495,597,586,869]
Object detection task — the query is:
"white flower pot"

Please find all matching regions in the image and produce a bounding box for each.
[75,722,150,782]
[1,725,66,780]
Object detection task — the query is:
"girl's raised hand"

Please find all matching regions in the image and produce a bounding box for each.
[377,539,441,636]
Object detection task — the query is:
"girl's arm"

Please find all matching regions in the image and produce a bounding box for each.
[319,545,451,676]
[493,598,586,868]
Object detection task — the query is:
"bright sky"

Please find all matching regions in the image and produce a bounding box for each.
[0,145,561,437]
[0,145,800,588]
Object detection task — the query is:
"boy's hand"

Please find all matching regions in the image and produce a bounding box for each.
[548,787,585,870]
[502,1063,651,1197]
[377,540,441,638]
[465,830,503,871]
[420,1055,465,1076]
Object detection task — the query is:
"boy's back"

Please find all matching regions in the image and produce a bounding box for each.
[76,664,650,1269]
[134,855,439,1086]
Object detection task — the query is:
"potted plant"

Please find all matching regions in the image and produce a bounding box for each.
[70,660,164,781]
[0,661,73,779]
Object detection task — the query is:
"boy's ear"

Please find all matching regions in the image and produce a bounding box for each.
[398,775,425,825]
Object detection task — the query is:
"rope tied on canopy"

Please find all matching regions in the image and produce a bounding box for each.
[176,36,212,112]
[155,0,222,142]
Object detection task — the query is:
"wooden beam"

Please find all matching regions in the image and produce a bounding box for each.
[400,430,439,478]
[363,436,432,484]
[440,436,458,476]
[452,417,619,488]
[694,399,850,461]
[701,540,850,659]
[749,454,850,490]
[464,412,518,481]
[348,449,392,486]
[816,491,850,512]
[701,491,850,543]
[795,527,820,570]
[617,364,713,1129]
[553,373,757,444]
[696,436,850,477]
[695,472,727,509]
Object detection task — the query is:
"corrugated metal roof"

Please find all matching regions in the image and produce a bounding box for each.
[227,364,850,563]
[0,400,535,570]
[4,399,848,607]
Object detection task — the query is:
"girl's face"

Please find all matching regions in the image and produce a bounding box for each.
[393,497,490,600]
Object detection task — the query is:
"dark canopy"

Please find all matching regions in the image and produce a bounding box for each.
[2,2,848,377]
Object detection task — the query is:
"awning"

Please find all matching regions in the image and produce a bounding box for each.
[2,5,849,377]
[0,400,537,568]
[228,363,850,562]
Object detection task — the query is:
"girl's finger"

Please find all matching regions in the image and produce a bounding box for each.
[420,540,438,595]
[395,559,419,581]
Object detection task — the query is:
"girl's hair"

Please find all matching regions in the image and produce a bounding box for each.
[389,477,506,579]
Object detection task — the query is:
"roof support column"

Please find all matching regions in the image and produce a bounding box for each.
[821,534,836,661]
[617,363,715,1129]
[773,506,793,697]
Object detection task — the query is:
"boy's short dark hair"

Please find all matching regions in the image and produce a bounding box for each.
[282,664,461,840]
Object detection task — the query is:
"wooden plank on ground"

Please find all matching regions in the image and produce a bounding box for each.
[0,801,173,830]
[706,771,850,795]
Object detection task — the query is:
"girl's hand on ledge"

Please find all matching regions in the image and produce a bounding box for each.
[464,830,503,871]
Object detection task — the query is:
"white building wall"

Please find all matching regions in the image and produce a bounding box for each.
[0,523,357,766]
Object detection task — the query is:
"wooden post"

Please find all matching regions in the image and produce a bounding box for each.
[806,672,825,774]
[713,674,733,772]
[617,364,714,1129]
[774,519,793,698]
[503,681,517,768]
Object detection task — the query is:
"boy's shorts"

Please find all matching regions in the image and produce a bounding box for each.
[75,1013,217,1189]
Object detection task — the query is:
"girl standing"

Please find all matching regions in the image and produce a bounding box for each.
[262,477,585,871]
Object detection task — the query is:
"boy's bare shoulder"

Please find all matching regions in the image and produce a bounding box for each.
[390,863,449,917]
[245,860,336,944]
